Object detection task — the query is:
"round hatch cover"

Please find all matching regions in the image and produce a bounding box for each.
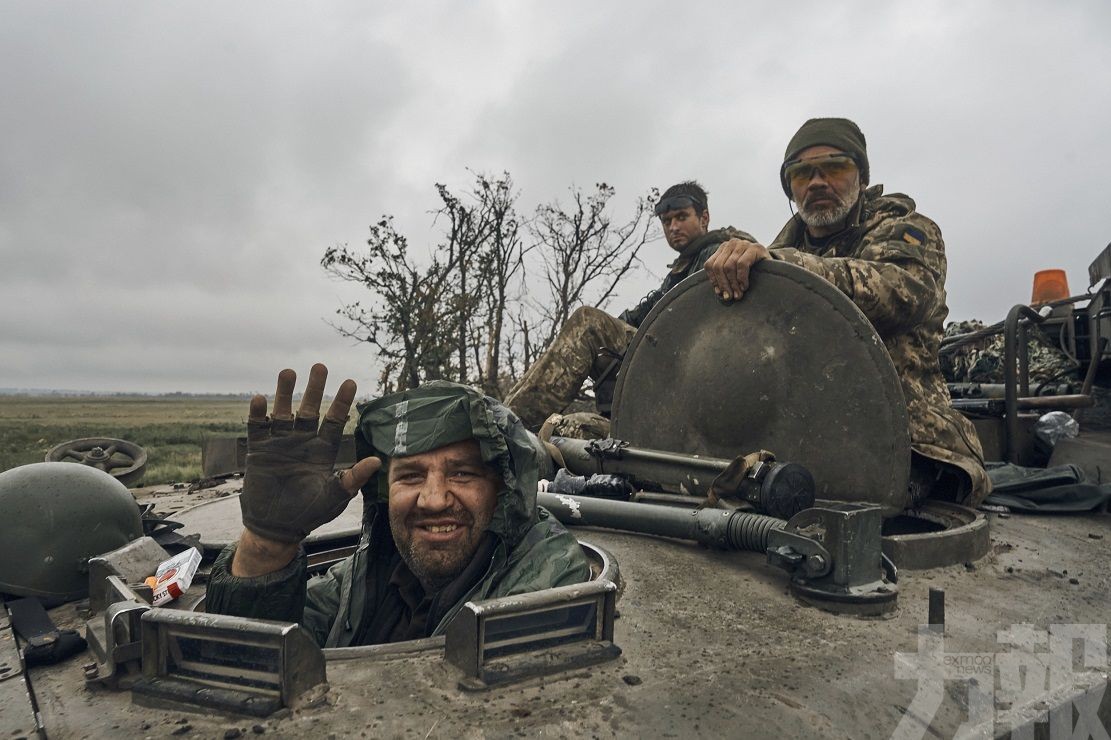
[610,263,911,513]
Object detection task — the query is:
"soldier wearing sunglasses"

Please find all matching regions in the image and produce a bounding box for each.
[504,181,754,432]
[704,118,990,506]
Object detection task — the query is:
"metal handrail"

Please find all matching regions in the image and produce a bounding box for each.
[1003,304,1045,462]
[1003,304,1059,463]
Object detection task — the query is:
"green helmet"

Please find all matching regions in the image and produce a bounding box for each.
[0,462,143,604]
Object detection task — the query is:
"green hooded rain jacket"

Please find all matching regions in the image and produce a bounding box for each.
[206,382,591,647]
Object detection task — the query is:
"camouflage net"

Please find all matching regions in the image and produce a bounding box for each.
[940,319,1078,387]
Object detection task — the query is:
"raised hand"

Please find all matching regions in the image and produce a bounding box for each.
[236,364,381,567]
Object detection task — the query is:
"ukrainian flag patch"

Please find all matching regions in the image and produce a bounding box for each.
[901,226,926,246]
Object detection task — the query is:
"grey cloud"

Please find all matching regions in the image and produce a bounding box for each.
[2,1,1109,392]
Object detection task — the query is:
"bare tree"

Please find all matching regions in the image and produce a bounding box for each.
[322,174,529,393]
[432,172,529,395]
[528,183,659,351]
[472,174,528,395]
[321,218,455,392]
[322,173,658,395]
[433,182,483,385]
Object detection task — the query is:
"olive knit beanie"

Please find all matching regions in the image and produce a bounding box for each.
[780,117,869,196]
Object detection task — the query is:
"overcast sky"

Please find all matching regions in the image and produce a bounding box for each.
[2,1,1109,394]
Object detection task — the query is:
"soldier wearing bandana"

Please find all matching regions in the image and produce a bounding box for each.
[703,118,991,505]
[206,365,590,646]
[504,181,754,432]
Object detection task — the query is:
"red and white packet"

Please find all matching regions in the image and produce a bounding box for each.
[144,547,202,606]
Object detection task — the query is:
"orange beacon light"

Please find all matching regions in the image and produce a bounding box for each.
[1031,269,1070,306]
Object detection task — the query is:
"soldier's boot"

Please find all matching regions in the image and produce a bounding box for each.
[505,306,635,429]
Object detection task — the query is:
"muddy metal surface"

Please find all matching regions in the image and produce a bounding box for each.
[20,478,1111,739]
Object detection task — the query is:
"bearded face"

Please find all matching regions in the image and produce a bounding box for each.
[386,439,499,590]
[797,175,861,229]
[785,146,863,234]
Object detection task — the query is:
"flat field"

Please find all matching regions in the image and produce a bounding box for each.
[0,395,251,486]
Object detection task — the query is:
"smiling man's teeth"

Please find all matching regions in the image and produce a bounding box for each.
[427,524,458,533]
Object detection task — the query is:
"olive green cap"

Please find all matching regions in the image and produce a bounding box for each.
[780,117,869,196]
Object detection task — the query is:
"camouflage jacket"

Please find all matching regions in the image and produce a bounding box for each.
[620,227,755,328]
[207,386,590,647]
[768,185,990,504]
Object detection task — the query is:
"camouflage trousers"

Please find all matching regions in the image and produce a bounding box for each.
[505,306,636,429]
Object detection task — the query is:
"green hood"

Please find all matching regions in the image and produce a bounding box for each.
[354,381,542,549]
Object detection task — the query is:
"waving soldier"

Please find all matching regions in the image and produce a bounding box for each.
[207,364,590,646]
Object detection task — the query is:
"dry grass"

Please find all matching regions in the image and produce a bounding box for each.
[0,396,249,486]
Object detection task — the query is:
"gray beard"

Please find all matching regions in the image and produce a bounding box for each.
[798,180,861,229]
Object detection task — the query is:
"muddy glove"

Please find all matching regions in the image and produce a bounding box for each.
[239,412,355,544]
[703,450,814,520]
